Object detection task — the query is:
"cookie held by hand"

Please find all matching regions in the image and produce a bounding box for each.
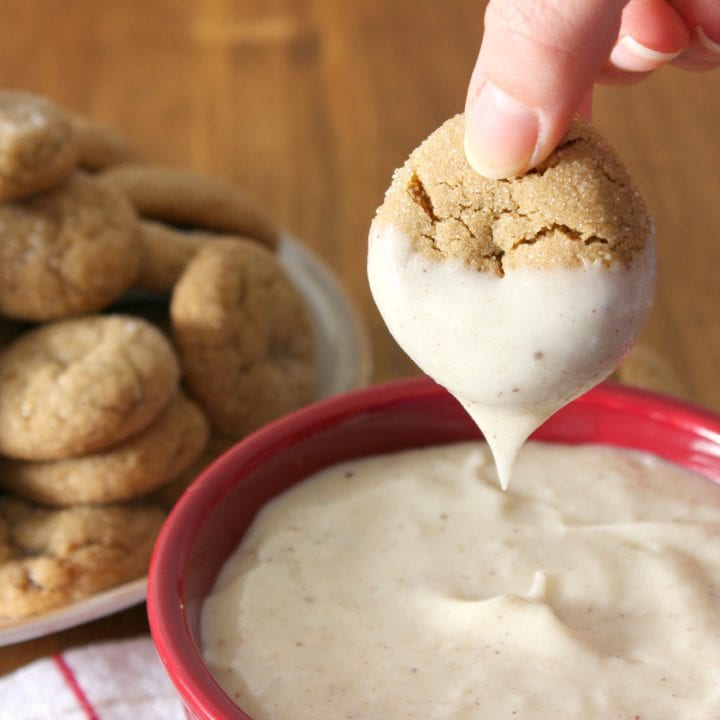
[368,114,655,489]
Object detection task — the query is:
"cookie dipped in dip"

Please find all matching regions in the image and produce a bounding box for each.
[368,116,654,488]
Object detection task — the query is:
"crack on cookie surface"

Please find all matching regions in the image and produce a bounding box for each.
[584,235,609,246]
[407,172,439,224]
[405,172,508,275]
[511,223,610,250]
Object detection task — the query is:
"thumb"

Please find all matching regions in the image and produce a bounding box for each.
[465,0,627,178]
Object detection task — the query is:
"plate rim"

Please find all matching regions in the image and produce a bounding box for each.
[0,577,148,647]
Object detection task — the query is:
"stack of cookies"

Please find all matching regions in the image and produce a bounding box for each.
[0,90,317,620]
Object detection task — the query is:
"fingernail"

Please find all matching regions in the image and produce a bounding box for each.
[610,35,682,72]
[696,25,720,54]
[464,82,539,179]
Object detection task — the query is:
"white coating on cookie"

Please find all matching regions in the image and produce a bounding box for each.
[367,222,655,488]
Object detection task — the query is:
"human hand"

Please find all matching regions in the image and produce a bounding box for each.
[464,0,720,179]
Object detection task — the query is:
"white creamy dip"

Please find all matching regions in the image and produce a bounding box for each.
[367,223,655,488]
[201,441,720,719]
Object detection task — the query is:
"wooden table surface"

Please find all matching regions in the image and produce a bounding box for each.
[0,0,718,676]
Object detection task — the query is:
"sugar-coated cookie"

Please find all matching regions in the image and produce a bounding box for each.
[375,115,651,274]
[0,393,209,506]
[0,497,165,620]
[0,172,141,321]
[171,239,316,438]
[69,113,140,171]
[136,219,243,293]
[0,315,180,460]
[101,164,279,248]
[369,114,655,490]
[0,90,78,201]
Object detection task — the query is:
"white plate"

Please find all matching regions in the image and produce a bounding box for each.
[0,578,149,647]
[0,235,371,647]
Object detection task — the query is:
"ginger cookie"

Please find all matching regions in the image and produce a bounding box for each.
[171,239,316,438]
[0,314,180,461]
[374,114,652,274]
[100,164,279,249]
[0,392,209,506]
[136,219,244,293]
[0,90,78,201]
[369,114,654,489]
[0,172,141,321]
[0,497,165,620]
[69,113,140,172]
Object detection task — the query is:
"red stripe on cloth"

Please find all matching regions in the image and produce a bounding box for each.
[52,654,99,720]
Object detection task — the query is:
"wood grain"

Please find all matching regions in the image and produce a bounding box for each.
[0,0,718,674]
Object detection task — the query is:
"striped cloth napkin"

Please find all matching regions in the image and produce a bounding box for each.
[0,637,184,719]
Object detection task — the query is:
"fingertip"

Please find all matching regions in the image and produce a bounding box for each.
[608,0,689,73]
[464,82,539,179]
[671,0,720,70]
[466,0,626,176]
[696,24,720,54]
[672,24,720,70]
[609,35,682,73]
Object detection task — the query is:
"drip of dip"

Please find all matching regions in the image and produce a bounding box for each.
[367,115,655,488]
[201,441,720,719]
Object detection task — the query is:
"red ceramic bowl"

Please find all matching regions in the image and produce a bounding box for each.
[147,376,720,720]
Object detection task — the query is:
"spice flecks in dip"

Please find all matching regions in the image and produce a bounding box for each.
[202,442,720,719]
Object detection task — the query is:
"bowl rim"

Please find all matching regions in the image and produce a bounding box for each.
[147,376,720,719]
